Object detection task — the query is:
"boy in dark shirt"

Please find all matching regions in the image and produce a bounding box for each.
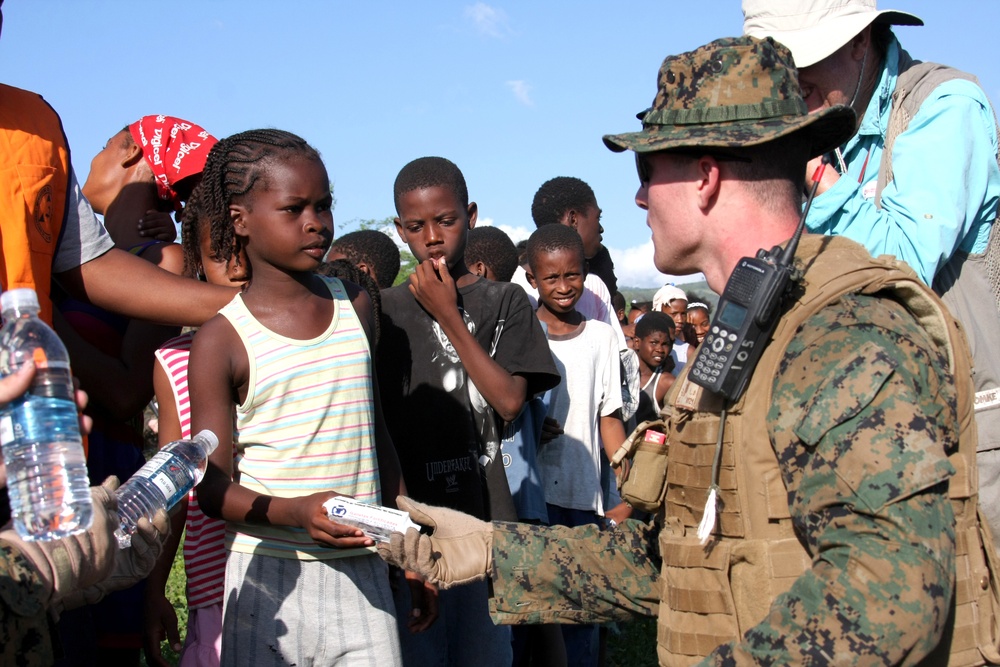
[377,156,559,667]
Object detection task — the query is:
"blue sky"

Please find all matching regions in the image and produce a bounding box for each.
[3,1,997,287]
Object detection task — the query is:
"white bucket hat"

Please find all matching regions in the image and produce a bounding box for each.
[742,0,923,68]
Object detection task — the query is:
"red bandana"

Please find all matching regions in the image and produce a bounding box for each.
[128,116,217,210]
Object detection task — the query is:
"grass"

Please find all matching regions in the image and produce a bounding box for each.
[605,616,659,666]
[138,535,187,667]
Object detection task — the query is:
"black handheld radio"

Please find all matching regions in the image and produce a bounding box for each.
[688,159,827,401]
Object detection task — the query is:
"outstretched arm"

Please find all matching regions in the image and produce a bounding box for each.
[55,248,237,327]
[378,497,662,625]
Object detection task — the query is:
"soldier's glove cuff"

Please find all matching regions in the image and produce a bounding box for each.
[377,496,492,589]
[0,476,119,607]
[60,507,170,612]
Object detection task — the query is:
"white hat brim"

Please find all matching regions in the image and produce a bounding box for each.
[745,8,922,68]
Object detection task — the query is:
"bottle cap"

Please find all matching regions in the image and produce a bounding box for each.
[0,289,40,314]
[193,429,220,456]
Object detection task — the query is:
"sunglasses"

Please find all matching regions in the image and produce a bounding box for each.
[635,150,751,184]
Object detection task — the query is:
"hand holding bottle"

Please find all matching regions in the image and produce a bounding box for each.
[0,288,93,540]
[0,475,118,606]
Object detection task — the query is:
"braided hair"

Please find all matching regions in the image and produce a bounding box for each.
[181,129,321,278]
[314,259,383,346]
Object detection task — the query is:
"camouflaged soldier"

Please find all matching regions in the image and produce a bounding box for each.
[1,478,170,665]
[0,365,171,664]
[379,36,998,665]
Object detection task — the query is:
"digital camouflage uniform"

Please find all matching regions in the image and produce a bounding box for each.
[490,235,958,665]
[488,37,967,666]
[0,541,54,665]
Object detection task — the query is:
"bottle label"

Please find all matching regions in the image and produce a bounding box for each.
[135,449,190,506]
[149,469,179,501]
[0,396,81,447]
[0,415,13,446]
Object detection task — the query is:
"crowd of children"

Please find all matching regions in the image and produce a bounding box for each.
[43,120,708,667]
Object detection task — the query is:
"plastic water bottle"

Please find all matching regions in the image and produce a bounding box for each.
[114,429,218,548]
[0,288,93,541]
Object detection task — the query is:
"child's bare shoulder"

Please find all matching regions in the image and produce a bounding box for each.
[191,312,240,355]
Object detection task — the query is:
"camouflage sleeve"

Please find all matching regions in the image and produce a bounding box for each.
[490,518,661,624]
[0,541,55,665]
[703,294,957,666]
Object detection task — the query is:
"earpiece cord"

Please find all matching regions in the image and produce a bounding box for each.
[697,405,728,545]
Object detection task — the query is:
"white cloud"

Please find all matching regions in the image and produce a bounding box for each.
[478,218,532,243]
[607,240,704,289]
[464,3,510,38]
[505,80,533,106]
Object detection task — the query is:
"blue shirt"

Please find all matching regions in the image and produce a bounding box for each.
[806,36,1000,286]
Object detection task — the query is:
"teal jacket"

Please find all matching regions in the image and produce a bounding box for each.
[807,36,1000,286]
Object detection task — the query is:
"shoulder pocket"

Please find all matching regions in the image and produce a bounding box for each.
[793,340,896,447]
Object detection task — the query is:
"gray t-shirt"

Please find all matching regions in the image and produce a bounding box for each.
[51,168,114,273]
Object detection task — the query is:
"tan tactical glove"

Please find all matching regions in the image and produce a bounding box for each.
[377,496,492,589]
[0,476,119,607]
[60,498,171,612]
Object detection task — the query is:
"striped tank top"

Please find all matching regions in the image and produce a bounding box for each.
[220,276,381,560]
[155,332,227,609]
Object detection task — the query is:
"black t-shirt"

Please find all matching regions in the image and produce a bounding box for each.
[377,277,560,518]
[587,245,618,296]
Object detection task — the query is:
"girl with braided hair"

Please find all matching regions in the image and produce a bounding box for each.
[187,129,406,665]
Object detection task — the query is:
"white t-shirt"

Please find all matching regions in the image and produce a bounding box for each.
[513,265,639,419]
[672,340,689,377]
[537,318,622,515]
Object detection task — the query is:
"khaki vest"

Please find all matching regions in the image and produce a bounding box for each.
[877,49,1000,456]
[0,84,71,324]
[639,235,1000,666]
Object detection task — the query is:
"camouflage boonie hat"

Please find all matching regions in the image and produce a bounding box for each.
[603,36,856,157]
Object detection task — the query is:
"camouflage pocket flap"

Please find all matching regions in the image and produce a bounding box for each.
[793,341,896,447]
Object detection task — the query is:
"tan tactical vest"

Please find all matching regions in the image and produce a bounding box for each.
[641,234,1000,666]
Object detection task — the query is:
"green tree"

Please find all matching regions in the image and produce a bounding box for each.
[339,216,417,286]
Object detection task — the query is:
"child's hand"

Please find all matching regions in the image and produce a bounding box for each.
[403,570,439,633]
[603,501,633,529]
[138,210,178,242]
[540,417,563,445]
[294,492,375,548]
[143,588,181,667]
[680,322,699,347]
[408,258,458,321]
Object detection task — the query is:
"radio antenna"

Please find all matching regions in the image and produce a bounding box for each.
[779,154,829,268]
